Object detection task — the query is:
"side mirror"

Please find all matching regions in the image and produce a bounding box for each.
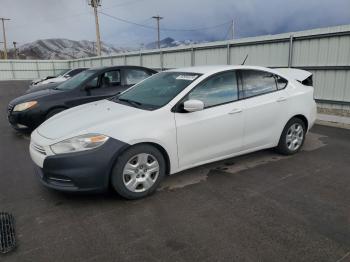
[183,99,204,112]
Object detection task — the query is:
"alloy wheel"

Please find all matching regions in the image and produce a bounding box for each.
[286,123,304,151]
[122,153,160,193]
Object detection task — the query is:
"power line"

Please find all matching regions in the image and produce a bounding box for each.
[99,11,231,32]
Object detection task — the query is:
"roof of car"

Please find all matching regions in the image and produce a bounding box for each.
[88,65,156,71]
[167,65,276,75]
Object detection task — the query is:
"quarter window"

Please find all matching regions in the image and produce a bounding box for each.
[241,70,277,98]
[125,69,152,85]
[276,75,288,90]
[187,71,238,108]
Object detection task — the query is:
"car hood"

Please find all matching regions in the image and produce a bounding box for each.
[37,99,145,140]
[26,82,60,94]
[9,88,63,106]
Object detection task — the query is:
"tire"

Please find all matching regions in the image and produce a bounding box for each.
[46,108,65,120]
[276,118,306,155]
[111,144,166,200]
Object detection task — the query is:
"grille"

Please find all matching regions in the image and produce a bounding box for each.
[0,212,16,254]
[31,143,46,155]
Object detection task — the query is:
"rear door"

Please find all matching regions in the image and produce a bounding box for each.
[175,70,245,169]
[239,69,289,150]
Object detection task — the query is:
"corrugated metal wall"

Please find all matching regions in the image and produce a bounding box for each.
[1,25,350,108]
[0,60,70,81]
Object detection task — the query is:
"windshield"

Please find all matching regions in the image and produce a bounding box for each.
[116,72,200,109]
[56,70,96,91]
[56,69,70,77]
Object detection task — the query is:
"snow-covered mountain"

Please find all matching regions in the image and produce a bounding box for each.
[8,39,127,60]
[7,37,208,60]
[145,37,208,49]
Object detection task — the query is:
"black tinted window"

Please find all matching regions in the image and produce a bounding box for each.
[125,69,151,85]
[102,70,121,87]
[188,71,238,108]
[241,70,277,98]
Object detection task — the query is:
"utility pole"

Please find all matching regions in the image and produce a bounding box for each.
[13,41,18,59]
[231,19,234,40]
[152,15,163,49]
[88,0,102,56]
[0,18,10,60]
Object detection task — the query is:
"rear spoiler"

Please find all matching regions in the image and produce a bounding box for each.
[274,68,313,86]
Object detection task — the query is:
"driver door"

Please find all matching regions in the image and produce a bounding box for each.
[174,71,245,169]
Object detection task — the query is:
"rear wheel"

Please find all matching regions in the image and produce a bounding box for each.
[276,118,306,155]
[111,144,166,199]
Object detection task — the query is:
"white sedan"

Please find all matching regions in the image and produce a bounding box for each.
[30,65,317,199]
[31,68,88,86]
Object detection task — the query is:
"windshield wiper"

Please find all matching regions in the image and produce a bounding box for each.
[118,98,142,107]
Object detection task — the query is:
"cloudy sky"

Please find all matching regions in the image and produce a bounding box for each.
[1,0,350,48]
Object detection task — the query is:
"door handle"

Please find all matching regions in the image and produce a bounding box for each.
[228,108,243,115]
[276,97,287,102]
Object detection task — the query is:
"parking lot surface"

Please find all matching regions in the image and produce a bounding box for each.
[1,81,349,262]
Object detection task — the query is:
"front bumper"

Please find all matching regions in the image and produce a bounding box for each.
[8,109,43,131]
[31,138,129,192]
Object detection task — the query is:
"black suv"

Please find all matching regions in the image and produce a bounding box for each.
[8,66,157,132]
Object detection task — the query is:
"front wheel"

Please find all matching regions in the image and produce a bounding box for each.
[276,118,306,155]
[111,144,166,199]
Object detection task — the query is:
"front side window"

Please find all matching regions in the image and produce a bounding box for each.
[187,71,238,108]
[241,70,277,98]
[125,69,152,85]
[86,76,99,89]
[116,72,200,109]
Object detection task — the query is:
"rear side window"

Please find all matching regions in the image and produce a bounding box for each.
[125,69,152,85]
[241,70,277,98]
[188,71,238,108]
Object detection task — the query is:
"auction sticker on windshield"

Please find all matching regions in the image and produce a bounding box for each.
[176,75,199,81]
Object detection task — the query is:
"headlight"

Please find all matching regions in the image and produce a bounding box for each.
[50,134,109,154]
[13,101,38,112]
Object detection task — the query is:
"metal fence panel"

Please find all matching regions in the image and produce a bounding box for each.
[142,53,161,69]
[1,24,350,110]
[126,55,140,66]
[163,51,192,68]
[293,35,350,66]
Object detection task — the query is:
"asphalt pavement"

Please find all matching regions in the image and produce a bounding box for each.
[0,81,349,262]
